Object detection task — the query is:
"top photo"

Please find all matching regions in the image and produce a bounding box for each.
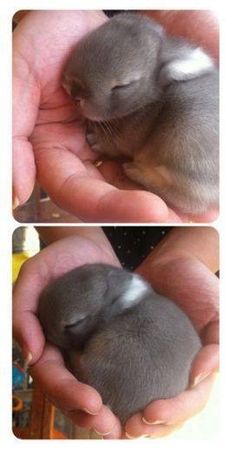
[13,10,219,224]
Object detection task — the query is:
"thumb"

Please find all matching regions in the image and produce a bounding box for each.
[13,261,46,366]
[13,138,36,207]
[13,29,40,205]
[189,344,219,388]
[13,308,45,367]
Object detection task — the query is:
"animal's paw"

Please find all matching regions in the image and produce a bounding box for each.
[123,162,143,183]
[86,123,102,153]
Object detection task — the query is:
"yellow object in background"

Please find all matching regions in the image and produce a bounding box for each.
[12,252,30,283]
[12,227,40,282]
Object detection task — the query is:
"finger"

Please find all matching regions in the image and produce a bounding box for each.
[142,11,219,61]
[141,373,216,427]
[98,160,147,190]
[13,308,45,366]
[202,320,219,345]
[99,160,183,222]
[125,413,183,438]
[149,421,185,439]
[35,144,177,223]
[97,148,216,223]
[13,138,36,206]
[66,405,122,439]
[30,344,102,415]
[13,45,40,204]
[190,208,219,223]
[189,344,219,387]
[138,257,219,332]
[13,260,49,364]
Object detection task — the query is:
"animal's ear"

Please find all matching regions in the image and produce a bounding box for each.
[121,13,164,36]
[107,271,149,316]
[144,18,165,38]
[159,46,215,86]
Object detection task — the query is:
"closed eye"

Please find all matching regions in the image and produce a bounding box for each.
[111,80,138,91]
[64,316,87,329]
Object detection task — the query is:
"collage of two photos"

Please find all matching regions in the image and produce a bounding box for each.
[12,9,219,441]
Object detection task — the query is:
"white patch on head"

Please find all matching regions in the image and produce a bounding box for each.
[164,47,214,82]
[120,275,149,310]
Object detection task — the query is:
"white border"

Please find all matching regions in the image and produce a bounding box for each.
[1,0,235,448]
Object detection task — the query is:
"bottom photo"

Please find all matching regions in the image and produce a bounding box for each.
[12,226,219,440]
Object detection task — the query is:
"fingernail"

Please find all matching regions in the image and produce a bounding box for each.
[142,417,166,425]
[93,428,113,436]
[82,408,99,416]
[13,195,19,209]
[23,351,33,370]
[191,371,211,388]
[125,432,149,439]
[94,160,103,167]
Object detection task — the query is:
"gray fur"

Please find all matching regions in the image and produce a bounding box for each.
[63,13,219,215]
[38,263,201,423]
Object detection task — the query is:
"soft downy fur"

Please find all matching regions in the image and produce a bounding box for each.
[38,263,201,423]
[63,13,218,215]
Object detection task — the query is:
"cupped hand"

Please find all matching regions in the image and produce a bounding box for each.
[13,235,122,438]
[124,254,219,438]
[13,10,185,223]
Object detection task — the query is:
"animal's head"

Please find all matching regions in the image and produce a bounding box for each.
[63,13,215,122]
[38,263,149,349]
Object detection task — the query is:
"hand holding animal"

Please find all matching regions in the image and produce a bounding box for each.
[63,14,219,215]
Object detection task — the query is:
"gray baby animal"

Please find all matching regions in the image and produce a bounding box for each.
[38,263,201,423]
[63,13,219,216]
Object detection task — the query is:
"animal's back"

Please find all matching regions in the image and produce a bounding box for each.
[137,71,219,214]
[69,294,201,422]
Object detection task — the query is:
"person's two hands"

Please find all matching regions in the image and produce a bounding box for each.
[13,10,184,223]
[12,8,219,439]
[13,231,219,439]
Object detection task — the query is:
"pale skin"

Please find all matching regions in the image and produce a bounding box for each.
[13,226,219,438]
[13,10,219,223]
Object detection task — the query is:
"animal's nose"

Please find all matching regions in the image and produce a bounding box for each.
[71,84,82,99]
[62,81,71,95]
[73,96,85,109]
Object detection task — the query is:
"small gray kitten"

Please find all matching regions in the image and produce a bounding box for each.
[38,263,201,423]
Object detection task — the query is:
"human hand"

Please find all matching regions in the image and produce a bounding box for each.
[13,10,184,223]
[142,10,219,61]
[124,252,219,438]
[13,234,122,438]
[13,227,219,439]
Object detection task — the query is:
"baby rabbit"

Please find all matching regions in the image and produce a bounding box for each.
[63,13,218,216]
[38,263,201,423]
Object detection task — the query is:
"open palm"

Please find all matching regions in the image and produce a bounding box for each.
[13,10,202,223]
